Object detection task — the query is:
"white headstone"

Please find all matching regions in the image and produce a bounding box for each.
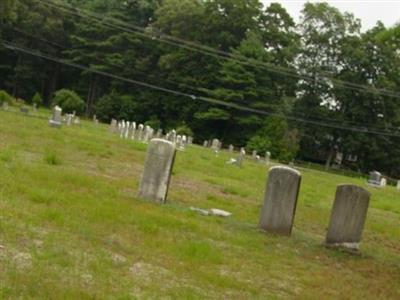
[49,106,62,128]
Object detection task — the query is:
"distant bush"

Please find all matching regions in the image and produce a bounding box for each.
[247,116,299,162]
[176,124,193,136]
[0,90,13,105]
[52,89,85,114]
[32,92,43,107]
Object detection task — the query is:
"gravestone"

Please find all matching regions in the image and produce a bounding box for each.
[368,171,381,186]
[252,150,257,160]
[229,144,234,153]
[265,151,271,165]
[130,122,137,140]
[66,114,73,126]
[236,148,246,167]
[259,166,302,236]
[110,119,117,133]
[380,178,387,187]
[187,136,193,145]
[211,139,220,150]
[74,117,80,125]
[326,185,370,251]
[20,107,29,115]
[156,129,163,139]
[49,106,62,128]
[203,140,208,147]
[120,121,126,138]
[2,102,9,111]
[138,139,176,203]
[397,180,400,190]
[137,124,144,141]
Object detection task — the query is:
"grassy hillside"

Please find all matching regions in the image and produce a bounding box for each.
[0,109,399,299]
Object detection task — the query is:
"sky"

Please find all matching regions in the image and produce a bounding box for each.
[261,0,400,31]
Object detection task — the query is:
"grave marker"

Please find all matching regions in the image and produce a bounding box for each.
[138,139,176,203]
[259,166,301,236]
[49,106,62,128]
[326,185,370,251]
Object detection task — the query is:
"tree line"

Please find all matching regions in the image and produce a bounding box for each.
[1,0,399,177]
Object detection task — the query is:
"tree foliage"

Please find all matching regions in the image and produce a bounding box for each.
[0,0,399,176]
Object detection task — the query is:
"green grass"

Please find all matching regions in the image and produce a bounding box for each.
[0,109,399,299]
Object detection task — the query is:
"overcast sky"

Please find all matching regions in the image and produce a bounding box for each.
[261,1,400,31]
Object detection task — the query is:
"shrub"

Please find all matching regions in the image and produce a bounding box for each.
[0,90,13,105]
[52,89,85,114]
[32,92,43,107]
[247,116,299,162]
[176,124,193,136]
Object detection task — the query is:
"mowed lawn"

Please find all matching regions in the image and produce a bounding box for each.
[0,109,399,299]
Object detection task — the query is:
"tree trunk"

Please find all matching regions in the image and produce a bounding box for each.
[325,146,335,170]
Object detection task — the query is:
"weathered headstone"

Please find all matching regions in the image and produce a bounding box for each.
[130,122,137,140]
[137,124,144,141]
[187,136,193,145]
[368,171,381,186]
[326,185,370,251]
[20,107,29,115]
[138,139,176,203]
[380,178,387,187]
[229,144,234,153]
[265,151,271,165]
[110,119,117,133]
[49,106,62,128]
[156,129,163,139]
[397,180,400,190]
[252,150,257,160]
[259,166,302,236]
[235,148,246,167]
[2,102,9,111]
[203,140,208,147]
[74,117,80,125]
[66,114,73,126]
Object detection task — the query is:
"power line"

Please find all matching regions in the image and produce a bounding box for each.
[35,0,400,100]
[3,40,400,138]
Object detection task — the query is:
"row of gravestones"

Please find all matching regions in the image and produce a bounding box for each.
[110,119,193,151]
[139,139,372,252]
[204,138,271,167]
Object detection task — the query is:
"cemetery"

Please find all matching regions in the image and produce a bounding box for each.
[0,107,399,299]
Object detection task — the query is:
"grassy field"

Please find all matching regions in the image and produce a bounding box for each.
[0,108,399,299]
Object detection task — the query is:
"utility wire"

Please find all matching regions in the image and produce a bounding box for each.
[3,40,400,138]
[10,27,400,132]
[35,0,400,100]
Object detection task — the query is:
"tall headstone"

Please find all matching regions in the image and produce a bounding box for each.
[138,139,176,204]
[326,185,370,251]
[156,129,163,139]
[252,150,257,160]
[397,180,400,190]
[49,106,62,128]
[187,136,193,145]
[137,124,144,141]
[259,166,302,236]
[130,122,137,139]
[235,148,246,167]
[66,114,73,126]
[229,144,234,153]
[110,119,118,133]
[380,178,387,187]
[203,140,208,147]
[120,121,126,138]
[265,151,271,165]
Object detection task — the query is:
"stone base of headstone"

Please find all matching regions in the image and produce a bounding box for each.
[49,120,62,128]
